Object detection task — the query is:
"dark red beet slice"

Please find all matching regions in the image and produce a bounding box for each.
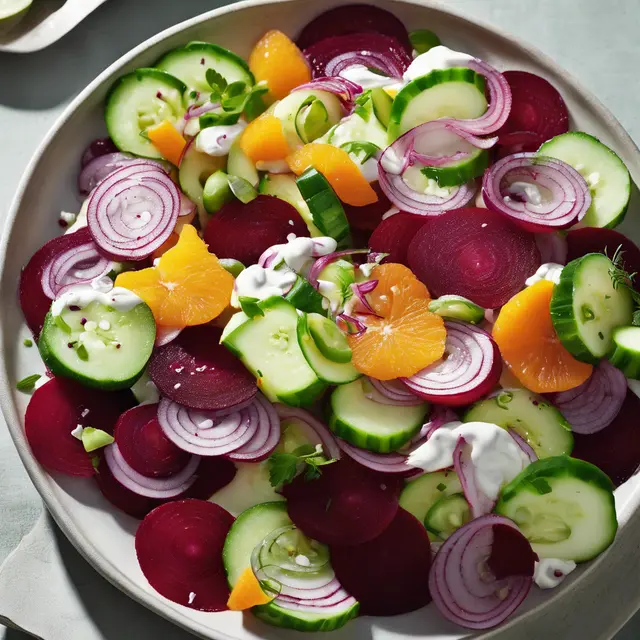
[407,207,541,308]
[114,404,191,478]
[20,228,95,337]
[571,391,640,487]
[203,195,307,266]
[369,213,427,266]
[304,34,412,79]
[281,458,402,546]
[25,377,135,477]
[81,137,119,168]
[186,457,237,499]
[343,182,391,232]
[148,325,256,411]
[497,71,569,142]
[297,4,412,52]
[567,228,640,276]
[487,524,537,580]
[496,131,545,160]
[330,507,431,616]
[135,499,234,611]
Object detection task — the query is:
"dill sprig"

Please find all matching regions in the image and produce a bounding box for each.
[608,245,640,325]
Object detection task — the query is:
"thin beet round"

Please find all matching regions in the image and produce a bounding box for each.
[407,207,541,308]
[148,325,256,411]
[487,524,537,580]
[566,227,640,276]
[81,137,119,168]
[369,213,427,265]
[186,457,237,499]
[281,457,402,546]
[203,195,308,266]
[330,507,432,616]
[135,499,234,611]
[343,182,391,232]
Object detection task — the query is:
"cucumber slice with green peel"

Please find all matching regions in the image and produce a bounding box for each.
[607,326,640,379]
[550,253,633,363]
[296,169,351,248]
[399,470,462,527]
[409,29,442,55]
[179,142,226,219]
[316,259,355,314]
[155,41,254,96]
[424,493,471,540]
[0,0,31,33]
[253,598,358,633]
[539,132,631,229]
[219,258,245,278]
[284,275,326,315]
[428,295,485,324]
[328,378,429,453]
[227,174,258,203]
[105,69,187,159]
[39,301,155,391]
[420,147,489,187]
[463,389,573,458]
[370,87,393,128]
[227,140,259,188]
[297,314,360,385]
[495,456,617,562]
[295,96,332,144]
[307,313,352,363]
[388,68,487,140]
[203,170,233,214]
[221,297,326,407]
[326,94,388,150]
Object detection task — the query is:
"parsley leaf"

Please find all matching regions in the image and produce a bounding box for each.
[206,68,227,93]
[353,91,372,122]
[16,374,41,393]
[340,141,380,164]
[268,444,337,488]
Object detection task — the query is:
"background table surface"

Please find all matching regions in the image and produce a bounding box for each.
[1,0,640,638]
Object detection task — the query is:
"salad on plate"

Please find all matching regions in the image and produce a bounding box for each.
[16,3,640,632]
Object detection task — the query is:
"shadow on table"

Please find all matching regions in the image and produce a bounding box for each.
[0,0,234,111]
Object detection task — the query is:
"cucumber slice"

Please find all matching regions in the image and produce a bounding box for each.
[221,297,326,407]
[227,140,259,188]
[370,87,393,128]
[539,132,631,229]
[219,258,245,278]
[463,389,573,458]
[179,142,226,219]
[421,146,489,187]
[550,253,633,363]
[203,170,234,214]
[428,295,485,324]
[39,301,155,391]
[328,378,428,453]
[399,470,462,526]
[259,173,321,236]
[608,326,640,379]
[495,456,617,562]
[388,68,487,140]
[424,493,471,540]
[297,314,360,385]
[295,96,332,144]
[409,29,442,55]
[326,95,388,150]
[316,259,355,314]
[155,41,254,96]
[105,69,187,159]
[0,0,31,33]
[253,598,358,633]
[296,168,351,247]
[307,313,352,363]
[228,175,258,204]
[284,275,326,315]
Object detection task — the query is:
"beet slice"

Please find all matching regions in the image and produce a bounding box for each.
[25,377,135,477]
[497,71,569,142]
[369,213,427,265]
[343,182,391,232]
[81,137,119,168]
[304,34,412,79]
[567,227,640,276]
[330,507,431,616]
[297,4,412,52]
[148,325,256,411]
[114,404,191,478]
[135,499,234,611]
[487,524,537,580]
[281,458,402,546]
[407,207,541,308]
[496,131,545,160]
[20,228,95,337]
[571,391,640,487]
[186,457,237,499]
[203,195,308,266]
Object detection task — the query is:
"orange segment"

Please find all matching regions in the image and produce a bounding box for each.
[287,143,379,207]
[493,280,593,393]
[227,567,274,610]
[115,225,234,328]
[151,232,179,261]
[240,114,291,163]
[147,120,187,166]
[348,263,445,380]
[249,30,311,102]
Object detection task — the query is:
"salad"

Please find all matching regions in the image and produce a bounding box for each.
[16,2,640,633]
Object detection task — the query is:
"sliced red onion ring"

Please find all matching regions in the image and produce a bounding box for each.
[402,321,501,406]
[293,76,363,112]
[482,152,591,232]
[104,442,199,498]
[508,429,537,463]
[349,280,379,316]
[155,326,183,347]
[453,437,494,517]
[336,314,367,337]
[179,193,197,218]
[547,361,627,434]
[307,248,369,288]
[184,100,220,120]
[369,377,423,406]
[275,405,340,461]
[416,406,459,442]
[81,138,119,168]
[535,232,568,265]
[429,514,533,629]
[87,163,180,260]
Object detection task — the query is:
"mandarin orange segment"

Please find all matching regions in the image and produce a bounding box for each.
[240,114,291,163]
[287,143,379,207]
[146,120,187,166]
[227,567,274,610]
[249,30,311,102]
[115,225,234,328]
[493,280,593,393]
[367,263,431,317]
[150,232,179,261]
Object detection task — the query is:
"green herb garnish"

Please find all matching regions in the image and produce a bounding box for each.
[16,374,41,393]
[268,444,336,488]
[23,339,33,348]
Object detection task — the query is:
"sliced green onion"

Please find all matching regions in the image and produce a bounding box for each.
[219,258,246,278]
[81,427,115,452]
[428,295,485,324]
[239,296,265,319]
[228,175,258,204]
[16,374,41,393]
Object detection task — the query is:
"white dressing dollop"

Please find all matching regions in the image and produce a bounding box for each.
[51,285,142,317]
[403,45,475,83]
[196,122,247,157]
[533,558,576,589]
[525,263,564,287]
[338,65,398,90]
[407,421,530,500]
[233,264,297,306]
[269,234,337,274]
[256,159,290,174]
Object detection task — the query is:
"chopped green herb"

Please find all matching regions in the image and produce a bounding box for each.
[581,304,595,322]
[436,482,447,492]
[16,374,41,393]
[598,331,605,340]
[91,455,101,472]
[54,314,72,334]
[340,141,380,164]
[529,477,553,495]
[256,369,264,378]
[23,339,33,348]
[81,427,115,453]
[239,296,264,319]
[76,344,89,361]
[189,90,199,100]
[496,390,514,410]
[633,310,640,327]
[206,68,227,95]
[268,444,336,488]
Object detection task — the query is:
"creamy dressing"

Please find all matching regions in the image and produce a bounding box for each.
[339,64,398,89]
[525,263,564,287]
[269,234,337,274]
[196,122,247,157]
[64,199,89,235]
[402,165,453,198]
[233,265,297,304]
[403,45,475,83]
[505,181,544,206]
[51,285,142,317]
[407,421,530,500]
[533,558,576,589]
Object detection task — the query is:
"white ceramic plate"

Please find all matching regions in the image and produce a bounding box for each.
[1,1,640,638]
